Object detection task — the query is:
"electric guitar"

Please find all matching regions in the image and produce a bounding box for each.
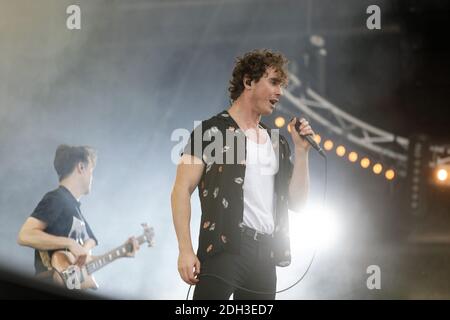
[46,223,155,290]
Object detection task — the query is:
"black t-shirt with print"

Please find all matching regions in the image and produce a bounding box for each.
[182,110,294,267]
[30,186,97,274]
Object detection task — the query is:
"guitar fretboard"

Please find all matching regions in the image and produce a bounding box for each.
[85,234,148,275]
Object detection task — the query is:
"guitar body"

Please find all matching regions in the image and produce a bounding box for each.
[51,250,98,290]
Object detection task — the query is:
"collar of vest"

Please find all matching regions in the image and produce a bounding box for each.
[215,109,272,137]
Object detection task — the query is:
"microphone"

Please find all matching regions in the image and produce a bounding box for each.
[292,118,326,158]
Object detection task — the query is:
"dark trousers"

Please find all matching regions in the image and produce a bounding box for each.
[193,231,277,300]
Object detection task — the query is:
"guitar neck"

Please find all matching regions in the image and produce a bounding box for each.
[85,234,148,275]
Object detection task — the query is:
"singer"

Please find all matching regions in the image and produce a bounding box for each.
[171,49,316,300]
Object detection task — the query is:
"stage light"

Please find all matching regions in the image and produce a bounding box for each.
[324,140,334,151]
[433,165,450,187]
[310,35,325,47]
[437,169,448,182]
[373,163,383,174]
[361,157,370,168]
[289,204,341,251]
[385,169,395,180]
[336,145,346,157]
[275,116,285,128]
[348,151,358,162]
[406,135,429,216]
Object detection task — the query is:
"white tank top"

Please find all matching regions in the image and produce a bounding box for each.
[242,129,278,234]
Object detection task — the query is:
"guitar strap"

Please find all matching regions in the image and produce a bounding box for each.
[35,250,55,280]
[39,250,52,270]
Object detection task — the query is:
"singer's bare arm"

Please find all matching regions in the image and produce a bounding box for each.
[288,149,310,212]
[287,117,314,212]
[171,154,204,285]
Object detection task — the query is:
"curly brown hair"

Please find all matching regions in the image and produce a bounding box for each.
[228,49,289,102]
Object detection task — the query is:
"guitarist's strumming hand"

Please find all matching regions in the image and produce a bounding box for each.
[124,236,140,257]
[67,239,90,267]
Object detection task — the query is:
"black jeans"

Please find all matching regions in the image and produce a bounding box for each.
[193,231,277,300]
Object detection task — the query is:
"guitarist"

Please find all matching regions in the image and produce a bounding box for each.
[17,144,139,282]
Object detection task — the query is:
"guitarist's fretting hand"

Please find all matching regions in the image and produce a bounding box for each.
[124,237,140,257]
[68,239,90,266]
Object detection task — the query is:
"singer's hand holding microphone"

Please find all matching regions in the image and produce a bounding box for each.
[288,117,326,158]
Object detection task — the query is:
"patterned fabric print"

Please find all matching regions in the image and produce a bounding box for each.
[182,110,293,266]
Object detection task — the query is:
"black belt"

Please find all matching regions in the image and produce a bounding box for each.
[240,225,273,242]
